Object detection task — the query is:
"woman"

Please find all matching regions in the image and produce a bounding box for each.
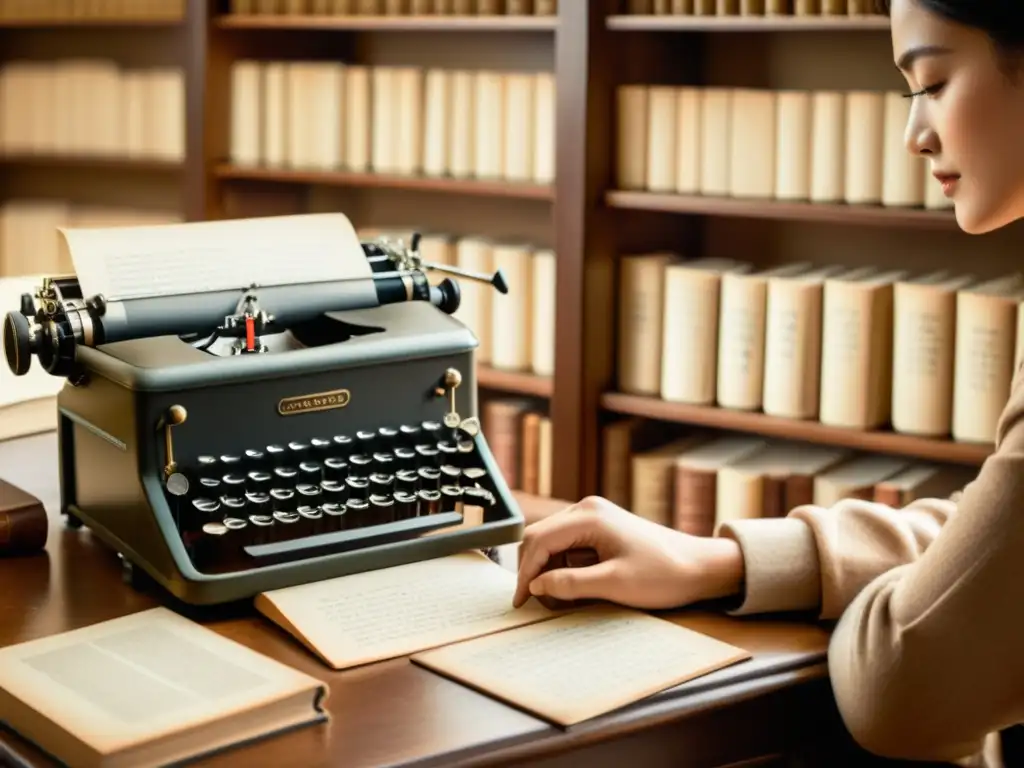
[513,2,1024,766]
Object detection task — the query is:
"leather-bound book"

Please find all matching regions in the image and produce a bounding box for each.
[0,479,47,556]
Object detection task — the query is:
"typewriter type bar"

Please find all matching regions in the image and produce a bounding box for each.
[174,419,499,573]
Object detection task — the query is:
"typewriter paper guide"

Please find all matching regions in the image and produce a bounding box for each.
[0,276,64,410]
[0,606,328,767]
[411,605,753,727]
[254,551,558,670]
[58,212,372,302]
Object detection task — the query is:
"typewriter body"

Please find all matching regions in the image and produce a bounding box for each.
[2,219,522,605]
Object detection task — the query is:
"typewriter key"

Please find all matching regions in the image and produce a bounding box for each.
[456,439,476,466]
[220,454,242,467]
[462,467,493,494]
[270,488,296,513]
[421,421,442,443]
[395,469,419,494]
[439,464,461,486]
[244,448,266,465]
[415,444,440,467]
[369,473,395,497]
[398,424,421,446]
[298,461,323,483]
[297,506,324,535]
[372,452,395,471]
[199,522,229,563]
[287,440,311,458]
[296,484,322,504]
[370,495,395,525]
[221,496,248,516]
[323,457,348,481]
[246,470,273,494]
[346,476,369,502]
[165,472,189,497]
[437,440,459,460]
[393,447,416,471]
[273,466,298,483]
[349,454,373,473]
[378,426,398,443]
[222,518,248,556]
[191,498,222,529]
[266,444,286,465]
[320,479,347,503]
[321,502,346,530]
[331,435,353,454]
[223,517,248,533]
[462,487,495,511]
[417,489,442,516]
[248,514,274,544]
[222,474,246,495]
[356,430,377,453]
[458,416,481,437]
[417,466,441,492]
[246,492,271,515]
[440,485,463,514]
[310,437,332,454]
[346,498,370,527]
[198,476,222,494]
[394,490,417,520]
[272,511,301,539]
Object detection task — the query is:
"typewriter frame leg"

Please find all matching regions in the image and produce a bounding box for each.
[64,511,83,529]
[119,554,153,592]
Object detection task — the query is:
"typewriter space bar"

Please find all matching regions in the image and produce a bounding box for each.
[243,512,465,561]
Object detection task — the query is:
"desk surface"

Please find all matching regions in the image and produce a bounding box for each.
[0,432,833,768]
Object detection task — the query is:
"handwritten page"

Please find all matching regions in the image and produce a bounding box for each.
[0,276,65,409]
[59,212,372,301]
[254,552,558,670]
[410,606,752,727]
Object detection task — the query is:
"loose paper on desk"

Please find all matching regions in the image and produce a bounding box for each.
[255,552,559,670]
[0,607,327,768]
[0,277,64,439]
[59,212,372,302]
[411,605,752,727]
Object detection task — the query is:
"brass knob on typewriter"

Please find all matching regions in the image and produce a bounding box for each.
[160,405,189,497]
[442,368,462,429]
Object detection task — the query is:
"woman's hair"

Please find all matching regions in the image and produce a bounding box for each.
[874,1,1024,51]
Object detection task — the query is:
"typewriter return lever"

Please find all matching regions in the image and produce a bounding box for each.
[158,405,189,497]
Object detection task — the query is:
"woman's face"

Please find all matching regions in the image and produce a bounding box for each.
[890,0,1024,233]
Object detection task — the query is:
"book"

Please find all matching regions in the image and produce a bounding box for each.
[254,551,558,670]
[0,607,327,768]
[410,605,751,727]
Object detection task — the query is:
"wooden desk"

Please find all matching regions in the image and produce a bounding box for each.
[0,432,852,768]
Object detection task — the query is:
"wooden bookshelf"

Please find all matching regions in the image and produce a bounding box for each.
[605,14,890,32]
[0,18,182,27]
[0,156,182,172]
[477,366,553,398]
[214,14,558,31]
[214,165,554,201]
[605,190,958,229]
[601,393,993,467]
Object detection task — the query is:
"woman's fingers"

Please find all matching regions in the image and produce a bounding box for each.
[513,508,604,608]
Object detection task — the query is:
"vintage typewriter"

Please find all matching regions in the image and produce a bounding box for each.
[2,215,522,605]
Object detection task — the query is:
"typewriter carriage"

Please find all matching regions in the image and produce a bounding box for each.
[5,232,526,605]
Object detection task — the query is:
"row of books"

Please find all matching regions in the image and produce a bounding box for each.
[621,0,876,14]
[617,85,950,210]
[0,61,185,162]
[618,256,1024,445]
[480,397,552,497]
[603,422,975,536]
[0,0,183,19]
[229,0,557,14]
[357,227,555,377]
[0,199,183,279]
[231,61,554,185]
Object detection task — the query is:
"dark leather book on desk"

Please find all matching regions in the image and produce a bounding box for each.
[0,607,328,768]
[0,479,48,555]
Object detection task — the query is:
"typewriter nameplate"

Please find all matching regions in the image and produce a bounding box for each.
[278,389,351,416]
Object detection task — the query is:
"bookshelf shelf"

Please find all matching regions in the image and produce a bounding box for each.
[214,165,554,201]
[0,18,182,28]
[605,190,958,229]
[600,392,994,467]
[214,14,557,32]
[477,366,553,398]
[605,14,889,32]
[0,155,182,172]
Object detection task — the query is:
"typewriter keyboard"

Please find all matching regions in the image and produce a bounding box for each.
[166,420,499,572]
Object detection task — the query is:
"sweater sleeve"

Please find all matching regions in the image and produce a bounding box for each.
[716,379,1024,762]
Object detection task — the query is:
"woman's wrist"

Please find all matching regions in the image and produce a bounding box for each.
[695,535,746,601]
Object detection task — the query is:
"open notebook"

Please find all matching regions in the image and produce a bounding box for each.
[0,607,328,768]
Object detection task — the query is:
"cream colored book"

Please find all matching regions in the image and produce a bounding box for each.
[645,86,677,192]
[618,252,672,396]
[699,88,731,196]
[843,91,885,205]
[411,605,751,727]
[813,453,910,506]
[616,85,648,190]
[255,552,557,670]
[674,86,701,194]
[0,607,328,768]
[728,89,775,198]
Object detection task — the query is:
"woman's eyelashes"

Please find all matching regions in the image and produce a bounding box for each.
[903,81,947,99]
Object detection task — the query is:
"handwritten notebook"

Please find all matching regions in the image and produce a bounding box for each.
[254,551,558,670]
[411,605,752,727]
[0,607,328,768]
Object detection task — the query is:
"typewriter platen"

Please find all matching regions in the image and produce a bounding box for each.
[1,222,523,605]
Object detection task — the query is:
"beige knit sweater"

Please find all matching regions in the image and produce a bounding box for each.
[717,369,1024,768]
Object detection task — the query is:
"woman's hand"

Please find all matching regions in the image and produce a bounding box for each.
[513,496,746,611]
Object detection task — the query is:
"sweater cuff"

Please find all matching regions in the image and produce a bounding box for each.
[716,518,822,616]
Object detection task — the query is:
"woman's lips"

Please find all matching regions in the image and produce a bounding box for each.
[933,173,960,197]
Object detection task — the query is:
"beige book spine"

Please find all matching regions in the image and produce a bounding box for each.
[762,279,825,419]
[309,63,344,171]
[532,73,555,184]
[821,0,844,12]
[661,265,722,405]
[371,67,398,173]
[881,92,925,207]
[618,254,670,395]
[693,0,715,11]
[774,91,811,200]
[616,85,648,190]
[344,66,371,172]
[645,86,677,192]
[766,0,789,12]
[535,0,556,13]
[455,238,494,364]
[847,0,870,12]
[422,70,450,177]
[891,280,965,437]
[448,70,475,178]
[819,277,897,429]
[674,87,701,194]
[844,91,885,204]
[671,0,693,11]
[285,64,309,167]
[716,0,738,13]
[715,467,764,531]
[952,289,1020,443]
[717,273,768,410]
[728,89,775,198]
[740,0,764,13]
[809,91,845,203]
[506,0,532,12]
[699,88,731,196]
[262,62,288,167]
[531,249,556,376]
[489,245,533,371]
[502,73,534,182]
[230,61,263,166]
[474,71,505,179]
[394,67,423,175]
